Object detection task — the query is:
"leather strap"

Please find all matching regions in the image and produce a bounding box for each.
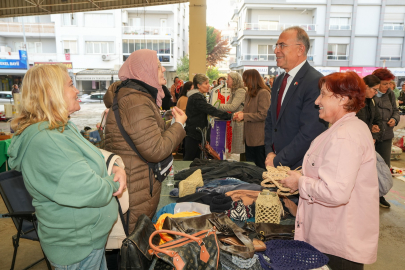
[149,228,215,261]
[208,218,255,259]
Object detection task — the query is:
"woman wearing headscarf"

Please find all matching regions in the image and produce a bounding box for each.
[218,72,246,155]
[103,49,187,232]
[281,72,379,270]
[8,64,126,269]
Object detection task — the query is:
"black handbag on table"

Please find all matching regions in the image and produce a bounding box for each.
[112,81,173,196]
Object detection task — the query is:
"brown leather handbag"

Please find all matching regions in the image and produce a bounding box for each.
[162,212,255,259]
[148,227,220,270]
[218,236,266,252]
[199,142,221,160]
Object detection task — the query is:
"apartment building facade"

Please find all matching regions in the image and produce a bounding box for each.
[230,0,405,79]
[0,3,189,93]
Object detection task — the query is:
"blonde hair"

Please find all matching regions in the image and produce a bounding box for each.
[11,64,70,135]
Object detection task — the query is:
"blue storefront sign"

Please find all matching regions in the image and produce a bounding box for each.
[0,50,28,69]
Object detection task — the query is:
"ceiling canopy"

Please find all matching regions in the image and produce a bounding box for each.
[0,0,188,18]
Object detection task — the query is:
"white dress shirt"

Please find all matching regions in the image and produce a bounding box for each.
[281,60,307,104]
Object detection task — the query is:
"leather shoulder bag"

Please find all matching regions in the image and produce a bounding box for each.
[148,227,220,270]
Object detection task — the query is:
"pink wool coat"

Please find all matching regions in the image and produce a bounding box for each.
[295,112,379,264]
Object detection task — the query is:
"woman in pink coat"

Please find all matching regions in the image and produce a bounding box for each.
[281,71,379,270]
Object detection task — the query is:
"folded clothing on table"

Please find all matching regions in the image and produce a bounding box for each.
[225,190,261,206]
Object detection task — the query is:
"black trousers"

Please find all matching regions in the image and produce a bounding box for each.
[324,254,364,270]
[375,138,392,167]
[245,143,266,169]
[183,136,201,161]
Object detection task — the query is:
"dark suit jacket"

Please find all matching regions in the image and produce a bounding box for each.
[356,98,383,141]
[264,61,328,169]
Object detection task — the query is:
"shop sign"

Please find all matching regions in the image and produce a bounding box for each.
[75,75,112,81]
[340,67,363,77]
[314,67,340,76]
[244,66,268,74]
[0,50,28,69]
[389,68,405,77]
[34,62,73,70]
[65,53,70,61]
[362,67,379,76]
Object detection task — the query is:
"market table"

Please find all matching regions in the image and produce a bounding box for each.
[157,161,192,210]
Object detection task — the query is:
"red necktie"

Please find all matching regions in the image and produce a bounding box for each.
[276,73,290,119]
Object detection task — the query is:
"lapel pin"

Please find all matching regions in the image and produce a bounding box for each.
[294,82,298,86]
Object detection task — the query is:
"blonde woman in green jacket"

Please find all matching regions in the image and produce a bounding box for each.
[7,64,126,270]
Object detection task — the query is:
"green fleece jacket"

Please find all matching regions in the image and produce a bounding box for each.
[7,121,120,265]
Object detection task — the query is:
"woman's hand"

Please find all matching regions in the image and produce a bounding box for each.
[112,166,127,196]
[280,170,302,193]
[387,118,396,127]
[172,106,187,125]
[234,112,244,121]
[371,125,380,133]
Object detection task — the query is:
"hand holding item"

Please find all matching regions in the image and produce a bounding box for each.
[280,170,301,193]
[172,106,187,125]
[371,125,380,133]
[112,166,127,196]
[387,118,396,127]
[399,100,403,104]
[265,152,276,167]
[234,112,244,121]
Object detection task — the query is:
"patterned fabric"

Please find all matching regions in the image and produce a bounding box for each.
[218,88,246,154]
[226,200,255,221]
[220,251,261,270]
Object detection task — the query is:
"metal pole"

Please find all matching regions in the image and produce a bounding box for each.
[21,20,29,71]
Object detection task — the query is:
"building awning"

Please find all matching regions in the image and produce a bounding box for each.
[0,0,188,18]
[76,75,112,81]
[0,69,27,75]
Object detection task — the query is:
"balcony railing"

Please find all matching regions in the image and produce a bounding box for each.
[244,23,316,32]
[242,54,276,61]
[123,26,173,36]
[380,56,401,61]
[0,22,55,33]
[383,24,404,31]
[241,54,314,61]
[329,25,351,30]
[327,55,349,60]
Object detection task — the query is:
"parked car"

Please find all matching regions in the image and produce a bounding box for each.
[79,93,105,103]
[0,91,13,103]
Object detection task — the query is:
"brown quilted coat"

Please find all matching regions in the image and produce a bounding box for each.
[103,81,185,233]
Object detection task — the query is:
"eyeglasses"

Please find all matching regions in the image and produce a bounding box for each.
[372,87,379,92]
[272,43,302,50]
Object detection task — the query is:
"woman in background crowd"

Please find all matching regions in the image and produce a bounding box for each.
[372,68,399,208]
[398,82,405,105]
[390,81,400,99]
[184,74,232,161]
[177,81,193,112]
[282,71,378,270]
[170,76,183,104]
[356,75,382,143]
[217,76,226,86]
[218,72,246,155]
[234,69,270,168]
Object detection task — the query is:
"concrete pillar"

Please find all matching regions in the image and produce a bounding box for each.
[189,0,206,80]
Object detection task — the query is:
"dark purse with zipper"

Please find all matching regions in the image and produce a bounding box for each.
[112,80,173,196]
[243,222,295,241]
[120,214,161,270]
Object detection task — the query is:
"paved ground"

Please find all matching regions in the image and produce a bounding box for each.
[0,104,405,269]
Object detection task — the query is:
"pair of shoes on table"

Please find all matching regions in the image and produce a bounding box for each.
[380,196,391,208]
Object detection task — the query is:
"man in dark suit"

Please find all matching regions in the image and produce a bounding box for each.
[265,26,327,169]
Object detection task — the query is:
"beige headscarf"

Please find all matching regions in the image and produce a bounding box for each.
[118,49,164,106]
